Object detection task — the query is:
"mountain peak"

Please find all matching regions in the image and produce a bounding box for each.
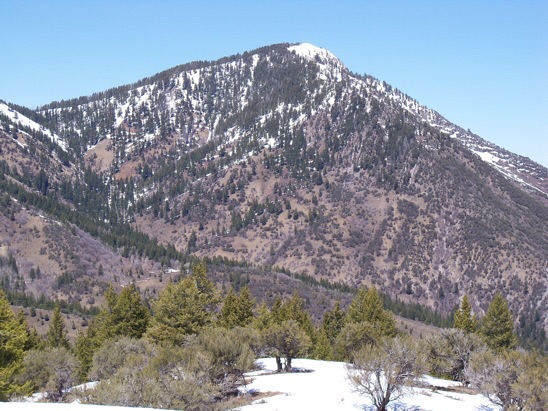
[288,43,338,62]
[1,43,546,345]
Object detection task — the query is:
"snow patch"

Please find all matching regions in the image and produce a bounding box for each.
[0,102,67,151]
[237,358,494,411]
[288,43,337,62]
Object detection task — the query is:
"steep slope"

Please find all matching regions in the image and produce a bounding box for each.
[1,43,546,344]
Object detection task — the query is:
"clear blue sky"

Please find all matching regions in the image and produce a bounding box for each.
[2,0,547,166]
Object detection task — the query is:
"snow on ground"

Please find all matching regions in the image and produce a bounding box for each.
[1,358,495,411]
[0,101,67,151]
[0,404,167,411]
[239,358,495,411]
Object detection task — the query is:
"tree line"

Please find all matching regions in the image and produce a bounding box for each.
[1,263,545,410]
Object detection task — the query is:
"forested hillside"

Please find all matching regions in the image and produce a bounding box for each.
[0,43,546,350]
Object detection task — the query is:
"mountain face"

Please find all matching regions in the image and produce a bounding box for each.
[0,43,546,343]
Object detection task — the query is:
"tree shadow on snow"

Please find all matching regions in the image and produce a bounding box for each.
[359,404,422,411]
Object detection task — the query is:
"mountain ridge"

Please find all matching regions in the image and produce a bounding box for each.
[0,42,546,347]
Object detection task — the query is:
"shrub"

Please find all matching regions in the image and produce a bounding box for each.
[347,337,426,411]
[19,347,79,402]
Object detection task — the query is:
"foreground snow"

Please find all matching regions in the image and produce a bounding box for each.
[0,404,165,411]
[1,358,494,411]
[239,358,495,411]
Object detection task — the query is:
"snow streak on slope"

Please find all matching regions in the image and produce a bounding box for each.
[0,102,67,151]
[364,72,548,198]
[33,42,547,198]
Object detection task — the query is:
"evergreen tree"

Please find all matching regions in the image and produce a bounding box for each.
[0,291,32,400]
[321,300,345,345]
[277,291,315,338]
[453,295,478,333]
[16,310,43,351]
[253,301,272,331]
[262,292,314,371]
[479,293,518,351]
[75,316,114,382]
[110,284,149,338]
[219,286,255,328]
[264,320,311,372]
[93,284,118,342]
[146,263,218,345]
[73,285,118,381]
[313,327,333,360]
[346,286,396,337]
[46,304,70,350]
[74,284,148,380]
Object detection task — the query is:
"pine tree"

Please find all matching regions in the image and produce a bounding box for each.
[313,327,333,360]
[346,286,396,337]
[262,292,315,371]
[16,310,43,351]
[146,263,218,345]
[46,304,70,350]
[253,301,272,331]
[0,291,32,400]
[321,300,345,345]
[74,284,148,380]
[453,295,478,333]
[74,320,104,381]
[219,286,255,328]
[270,291,314,339]
[93,284,118,341]
[480,293,518,351]
[111,284,149,338]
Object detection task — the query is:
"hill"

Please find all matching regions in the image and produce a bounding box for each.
[0,43,546,346]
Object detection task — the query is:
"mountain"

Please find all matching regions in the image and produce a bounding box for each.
[0,43,546,346]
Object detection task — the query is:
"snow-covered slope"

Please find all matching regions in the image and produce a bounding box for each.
[34,43,546,198]
[0,101,67,150]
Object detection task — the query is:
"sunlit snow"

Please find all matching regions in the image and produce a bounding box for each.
[0,102,67,151]
[1,358,495,411]
[239,358,494,411]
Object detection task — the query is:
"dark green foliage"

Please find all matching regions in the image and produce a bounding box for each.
[346,286,396,338]
[0,291,32,400]
[334,321,381,362]
[46,304,70,349]
[218,286,255,328]
[146,263,218,345]
[74,327,100,382]
[321,300,345,346]
[258,292,315,372]
[1,288,99,317]
[453,295,478,333]
[480,293,518,352]
[109,284,150,339]
[74,284,149,380]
